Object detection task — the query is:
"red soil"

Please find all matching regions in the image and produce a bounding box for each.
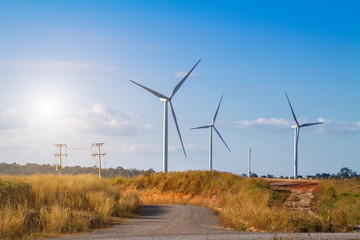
[266,179,320,193]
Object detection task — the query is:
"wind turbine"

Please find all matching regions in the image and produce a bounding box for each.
[285,92,323,179]
[130,59,201,173]
[191,95,231,170]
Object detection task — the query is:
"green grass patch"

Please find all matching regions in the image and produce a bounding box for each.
[314,179,360,231]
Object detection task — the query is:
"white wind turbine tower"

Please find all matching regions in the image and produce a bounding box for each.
[191,95,231,170]
[130,59,201,173]
[285,92,323,179]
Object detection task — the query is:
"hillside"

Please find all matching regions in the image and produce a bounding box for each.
[113,171,360,233]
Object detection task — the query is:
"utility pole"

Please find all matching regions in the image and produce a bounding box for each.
[92,143,106,178]
[248,147,252,177]
[54,144,67,175]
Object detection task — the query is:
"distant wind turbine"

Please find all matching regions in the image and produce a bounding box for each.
[130,59,201,173]
[285,92,323,179]
[191,95,231,170]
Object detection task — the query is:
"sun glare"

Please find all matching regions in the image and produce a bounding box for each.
[38,100,57,118]
[25,84,68,123]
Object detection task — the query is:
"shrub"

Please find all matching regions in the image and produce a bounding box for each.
[0,178,34,208]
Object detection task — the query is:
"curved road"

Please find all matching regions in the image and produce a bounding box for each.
[48,205,360,240]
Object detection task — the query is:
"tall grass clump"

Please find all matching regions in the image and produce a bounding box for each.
[314,178,360,231]
[113,170,325,232]
[0,175,141,239]
[0,178,33,207]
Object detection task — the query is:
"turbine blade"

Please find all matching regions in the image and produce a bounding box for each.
[300,122,323,128]
[285,92,299,127]
[169,101,187,158]
[170,59,201,99]
[130,80,168,99]
[213,95,223,124]
[213,126,231,153]
[190,125,210,130]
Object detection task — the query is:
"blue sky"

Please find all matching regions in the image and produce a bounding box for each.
[0,0,359,176]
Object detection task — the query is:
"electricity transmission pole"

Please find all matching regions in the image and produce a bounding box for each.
[248,147,252,177]
[54,144,68,175]
[92,143,106,178]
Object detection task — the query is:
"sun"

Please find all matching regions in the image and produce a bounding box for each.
[38,99,57,118]
[23,82,72,125]
[28,89,65,122]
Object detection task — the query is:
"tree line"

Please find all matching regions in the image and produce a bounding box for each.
[1,162,357,179]
[0,162,155,178]
[243,167,358,179]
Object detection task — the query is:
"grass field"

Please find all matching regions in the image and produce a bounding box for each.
[0,174,141,240]
[1,171,359,239]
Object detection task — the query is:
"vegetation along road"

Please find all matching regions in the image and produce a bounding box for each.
[48,204,360,240]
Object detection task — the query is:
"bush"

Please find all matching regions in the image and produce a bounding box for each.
[0,178,34,208]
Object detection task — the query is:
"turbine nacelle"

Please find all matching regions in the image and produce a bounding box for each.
[291,125,298,129]
[160,98,169,102]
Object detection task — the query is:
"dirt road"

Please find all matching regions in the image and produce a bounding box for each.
[47,204,360,240]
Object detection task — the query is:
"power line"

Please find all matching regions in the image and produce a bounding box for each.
[0,149,27,164]
[67,147,91,150]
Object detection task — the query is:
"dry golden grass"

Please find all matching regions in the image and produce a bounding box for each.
[0,206,27,240]
[0,174,141,240]
[114,171,329,232]
[2,172,357,239]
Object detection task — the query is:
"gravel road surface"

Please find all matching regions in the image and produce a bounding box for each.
[47,205,360,240]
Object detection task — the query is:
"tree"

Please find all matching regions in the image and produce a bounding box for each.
[320,173,330,179]
[338,167,357,179]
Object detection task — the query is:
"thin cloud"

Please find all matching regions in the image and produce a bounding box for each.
[316,120,360,133]
[317,118,332,124]
[119,143,205,154]
[0,60,118,71]
[63,103,154,136]
[235,117,360,133]
[119,144,162,154]
[235,118,290,130]
[169,144,206,153]
[0,108,26,129]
